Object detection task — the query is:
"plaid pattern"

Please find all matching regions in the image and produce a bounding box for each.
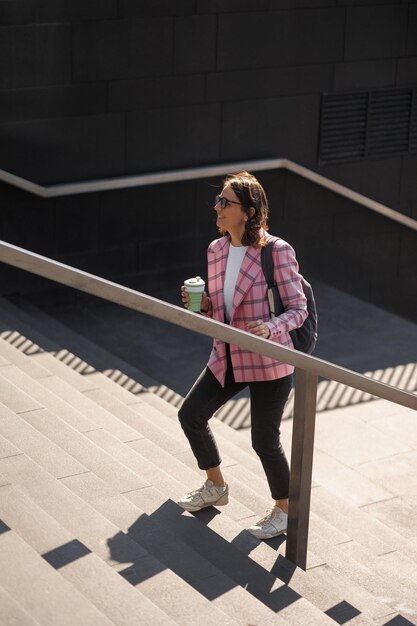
[203,230,308,386]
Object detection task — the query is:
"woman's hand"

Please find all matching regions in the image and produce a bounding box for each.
[180,286,209,312]
[246,319,270,339]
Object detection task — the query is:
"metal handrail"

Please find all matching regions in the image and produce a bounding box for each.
[0,238,416,569]
[1,158,417,232]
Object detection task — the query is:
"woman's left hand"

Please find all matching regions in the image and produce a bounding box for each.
[246,320,270,339]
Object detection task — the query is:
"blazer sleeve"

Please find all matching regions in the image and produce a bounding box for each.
[265,239,308,339]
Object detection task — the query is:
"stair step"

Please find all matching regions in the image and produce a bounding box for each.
[4,295,158,388]
[0,370,43,414]
[1,300,416,625]
[0,338,175,447]
[355,397,417,450]
[125,434,400,622]
[125,437,386,622]
[0,454,150,566]
[339,540,417,602]
[0,527,114,626]
[356,449,417,498]
[59,464,332,626]
[307,532,417,618]
[0,379,148,493]
[99,396,407,623]
[0,484,176,626]
[0,433,22,460]
[361,495,417,542]
[0,297,185,416]
[159,435,416,620]
[0,351,142,441]
[0,356,334,624]
[310,446,395,508]
[42,375,142,440]
[125,485,334,625]
[138,389,182,416]
[0,334,53,380]
[0,401,87,479]
[0,334,402,616]
[83,387,194,456]
[0,378,306,621]
[128,436,253,521]
[82,426,289,572]
[0,454,243,625]
[3,316,280,494]
[0,306,57,354]
[59,470,292,626]
[311,486,410,552]
[0,300,149,403]
[0,585,41,626]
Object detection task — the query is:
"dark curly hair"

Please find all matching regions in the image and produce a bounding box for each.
[219,171,269,247]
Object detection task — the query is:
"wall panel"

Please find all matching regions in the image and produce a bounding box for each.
[0,3,416,321]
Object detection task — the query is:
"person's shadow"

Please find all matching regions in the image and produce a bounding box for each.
[107,499,307,615]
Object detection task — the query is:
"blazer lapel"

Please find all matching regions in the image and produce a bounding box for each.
[209,237,230,319]
[230,245,263,321]
[218,237,229,317]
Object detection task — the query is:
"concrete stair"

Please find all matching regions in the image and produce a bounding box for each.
[0,296,417,625]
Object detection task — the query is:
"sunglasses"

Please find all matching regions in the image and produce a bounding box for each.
[214,194,243,209]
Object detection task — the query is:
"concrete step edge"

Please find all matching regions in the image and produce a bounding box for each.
[0,453,246,626]
[0,482,234,626]
[0,584,42,626]
[0,296,158,388]
[0,526,116,626]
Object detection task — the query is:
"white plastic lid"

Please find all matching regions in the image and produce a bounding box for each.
[185,276,205,286]
[184,276,205,289]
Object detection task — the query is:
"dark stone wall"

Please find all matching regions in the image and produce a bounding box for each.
[1,169,416,321]
[0,2,416,319]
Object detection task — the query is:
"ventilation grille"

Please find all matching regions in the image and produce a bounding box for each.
[319,87,417,165]
[411,89,417,153]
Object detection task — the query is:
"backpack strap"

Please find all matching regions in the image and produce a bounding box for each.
[260,241,274,288]
[261,240,318,353]
[260,241,284,318]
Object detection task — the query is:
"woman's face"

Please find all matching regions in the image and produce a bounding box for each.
[215,184,247,234]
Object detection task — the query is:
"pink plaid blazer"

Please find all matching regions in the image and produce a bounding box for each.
[202,230,308,386]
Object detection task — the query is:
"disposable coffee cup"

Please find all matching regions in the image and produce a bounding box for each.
[184,276,205,312]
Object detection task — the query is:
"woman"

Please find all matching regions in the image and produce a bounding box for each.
[178,171,307,539]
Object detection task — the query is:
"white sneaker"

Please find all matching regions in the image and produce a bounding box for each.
[177,479,229,512]
[247,506,288,539]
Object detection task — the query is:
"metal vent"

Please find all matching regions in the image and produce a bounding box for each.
[319,87,417,165]
[411,90,417,153]
[319,92,368,164]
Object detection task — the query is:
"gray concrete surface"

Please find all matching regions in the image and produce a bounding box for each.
[1,313,417,624]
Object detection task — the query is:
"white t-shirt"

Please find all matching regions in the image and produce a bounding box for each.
[223,244,248,323]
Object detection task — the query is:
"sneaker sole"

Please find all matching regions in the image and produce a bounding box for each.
[177,493,229,513]
[247,527,287,540]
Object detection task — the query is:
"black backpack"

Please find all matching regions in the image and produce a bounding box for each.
[261,241,318,354]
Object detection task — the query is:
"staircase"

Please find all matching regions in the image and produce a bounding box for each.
[0,296,416,626]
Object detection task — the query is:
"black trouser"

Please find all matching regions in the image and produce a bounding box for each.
[178,346,293,500]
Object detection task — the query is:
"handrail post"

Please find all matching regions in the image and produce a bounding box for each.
[286,368,318,570]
